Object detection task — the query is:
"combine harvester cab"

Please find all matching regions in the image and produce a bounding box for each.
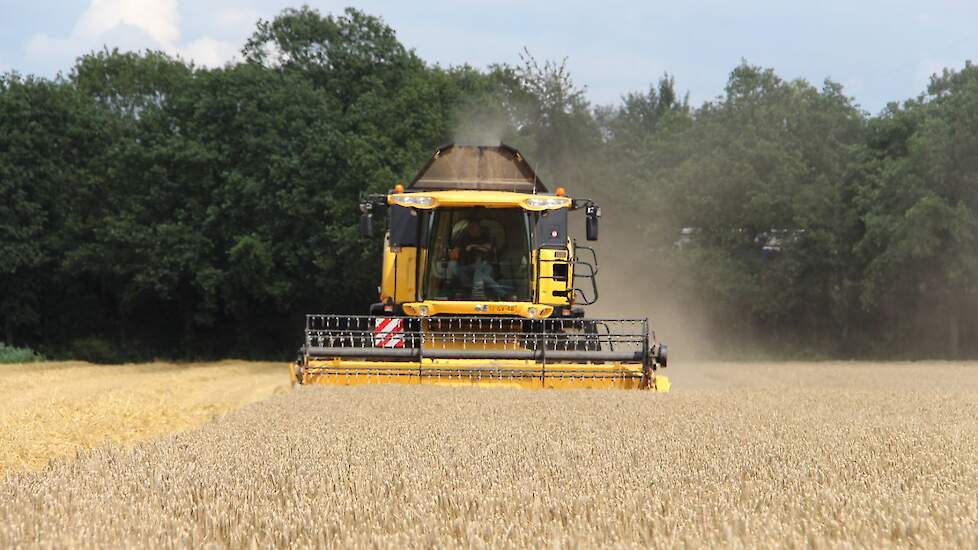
[290,144,669,390]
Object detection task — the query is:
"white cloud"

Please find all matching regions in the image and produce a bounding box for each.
[27,22,163,64]
[177,37,238,67]
[22,0,241,71]
[75,0,180,44]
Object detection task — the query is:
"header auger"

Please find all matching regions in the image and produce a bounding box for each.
[290,144,669,390]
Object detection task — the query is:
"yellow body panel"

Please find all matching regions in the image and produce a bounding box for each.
[291,358,669,391]
[536,248,572,306]
[380,236,417,304]
[380,236,395,301]
[389,190,571,211]
[394,247,417,303]
[402,301,553,318]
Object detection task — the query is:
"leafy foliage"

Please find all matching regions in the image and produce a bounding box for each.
[1,7,976,359]
[0,342,44,363]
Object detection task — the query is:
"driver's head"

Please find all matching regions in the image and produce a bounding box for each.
[467,219,482,237]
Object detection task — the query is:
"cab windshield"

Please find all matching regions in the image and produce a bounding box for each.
[423,208,531,301]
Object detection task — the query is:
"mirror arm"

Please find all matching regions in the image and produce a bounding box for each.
[571,198,593,211]
[360,193,389,209]
[571,198,602,220]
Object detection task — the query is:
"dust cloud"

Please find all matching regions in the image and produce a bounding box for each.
[565,192,717,361]
[452,117,506,147]
[448,111,718,359]
[450,100,511,147]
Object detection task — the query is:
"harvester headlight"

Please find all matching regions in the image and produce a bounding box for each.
[418,305,430,316]
[527,307,538,318]
[524,197,570,209]
[391,195,435,207]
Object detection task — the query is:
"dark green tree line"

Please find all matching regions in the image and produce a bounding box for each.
[1,6,976,360]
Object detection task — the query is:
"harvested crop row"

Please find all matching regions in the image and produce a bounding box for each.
[2,362,977,548]
[0,361,288,476]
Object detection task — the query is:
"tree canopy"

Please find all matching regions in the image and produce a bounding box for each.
[1,7,976,360]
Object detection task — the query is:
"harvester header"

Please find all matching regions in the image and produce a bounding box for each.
[291,144,669,390]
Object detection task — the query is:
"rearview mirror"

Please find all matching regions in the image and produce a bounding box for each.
[586,210,599,241]
[359,212,373,237]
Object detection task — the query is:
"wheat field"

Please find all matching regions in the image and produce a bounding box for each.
[0,360,288,476]
[2,361,977,547]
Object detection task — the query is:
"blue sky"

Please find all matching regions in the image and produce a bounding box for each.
[2,0,976,113]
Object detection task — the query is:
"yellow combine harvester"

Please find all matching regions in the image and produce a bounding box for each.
[290,144,669,390]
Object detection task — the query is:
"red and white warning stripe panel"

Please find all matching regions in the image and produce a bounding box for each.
[373,317,405,348]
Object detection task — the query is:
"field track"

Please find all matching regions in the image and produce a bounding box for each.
[1,361,977,547]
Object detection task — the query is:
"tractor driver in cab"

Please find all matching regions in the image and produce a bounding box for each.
[448,218,509,299]
[451,218,494,265]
